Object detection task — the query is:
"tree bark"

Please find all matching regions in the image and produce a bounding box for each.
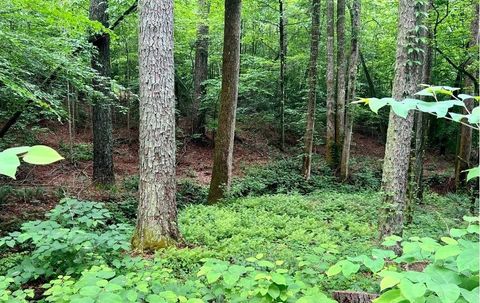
[132,0,181,251]
[279,0,287,151]
[379,0,419,241]
[340,0,361,181]
[455,3,479,190]
[207,0,242,203]
[89,0,115,186]
[302,0,321,180]
[192,0,210,135]
[335,0,346,160]
[325,0,336,168]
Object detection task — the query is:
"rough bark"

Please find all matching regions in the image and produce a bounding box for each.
[302,0,321,180]
[332,291,378,303]
[335,0,346,159]
[192,0,210,135]
[279,0,286,151]
[89,0,115,186]
[455,3,479,190]
[340,0,361,181]
[325,0,336,168]
[207,0,242,203]
[379,0,419,241]
[132,0,181,251]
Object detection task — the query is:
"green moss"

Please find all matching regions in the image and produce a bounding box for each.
[131,228,177,252]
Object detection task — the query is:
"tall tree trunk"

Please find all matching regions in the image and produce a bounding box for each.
[132,0,181,251]
[192,0,210,135]
[359,50,376,97]
[302,0,321,180]
[279,0,286,151]
[335,0,346,162]
[340,0,361,181]
[379,0,419,241]
[455,3,479,190]
[325,0,336,168]
[89,0,115,185]
[207,0,242,203]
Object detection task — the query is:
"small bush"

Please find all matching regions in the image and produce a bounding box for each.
[59,142,93,162]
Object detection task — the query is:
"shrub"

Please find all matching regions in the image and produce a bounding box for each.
[327,216,479,303]
[0,198,131,284]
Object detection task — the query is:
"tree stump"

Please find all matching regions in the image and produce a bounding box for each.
[332,291,378,303]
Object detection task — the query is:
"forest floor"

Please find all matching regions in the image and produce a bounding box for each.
[0,124,456,234]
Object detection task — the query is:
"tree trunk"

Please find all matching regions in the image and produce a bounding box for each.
[302,0,321,180]
[279,0,286,151]
[207,0,242,203]
[340,0,361,181]
[132,0,181,251]
[359,51,376,97]
[455,3,479,190]
[325,0,336,168]
[379,0,419,241]
[192,0,210,135]
[89,0,115,186]
[335,0,346,161]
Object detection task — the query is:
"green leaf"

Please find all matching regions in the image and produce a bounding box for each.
[126,290,138,302]
[390,99,415,118]
[458,94,474,100]
[440,237,458,245]
[326,263,342,277]
[398,279,426,302]
[222,272,239,287]
[449,112,467,122]
[456,247,479,272]
[373,289,405,303]
[22,145,64,165]
[465,167,480,181]
[0,151,20,179]
[271,273,287,285]
[468,106,480,124]
[380,274,401,291]
[463,216,479,223]
[427,282,460,303]
[435,244,461,260]
[268,284,280,299]
[3,146,30,155]
[364,258,384,273]
[206,271,221,284]
[450,228,468,238]
[79,285,101,297]
[461,287,479,303]
[368,98,389,114]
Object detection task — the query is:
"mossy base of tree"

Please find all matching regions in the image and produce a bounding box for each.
[131,228,177,252]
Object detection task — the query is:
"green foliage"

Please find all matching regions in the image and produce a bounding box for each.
[0,145,63,179]
[59,142,93,162]
[0,198,131,284]
[327,217,479,303]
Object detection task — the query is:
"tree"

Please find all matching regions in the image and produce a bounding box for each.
[302,0,321,180]
[340,0,361,181]
[325,0,336,168]
[192,0,210,135]
[335,0,346,158]
[207,0,242,203]
[379,0,420,241]
[89,0,115,186]
[278,0,287,151]
[454,3,479,190]
[132,0,181,251]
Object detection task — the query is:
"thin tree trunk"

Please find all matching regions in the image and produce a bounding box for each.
[335,0,346,161]
[455,3,479,190]
[325,0,336,168]
[379,0,420,242]
[207,0,242,203]
[132,0,181,251]
[340,0,361,181]
[279,0,286,151]
[89,0,115,185]
[192,0,210,135]
[302,0,321,180]
[359,51,376,97]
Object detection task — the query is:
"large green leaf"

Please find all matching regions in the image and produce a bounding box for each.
[456,247,479,272]
[368,98,390,114]
[461,287,479,303]
[0,151,21,179]
[427,282,460,303]
[3,146,30,155]
[373,289,405,303]
[22,145,64,165]
[465,166,479,181]
[398,279,426,302]
[468,106,480,124]
[390,100,415,119]
[434,244,461,260]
